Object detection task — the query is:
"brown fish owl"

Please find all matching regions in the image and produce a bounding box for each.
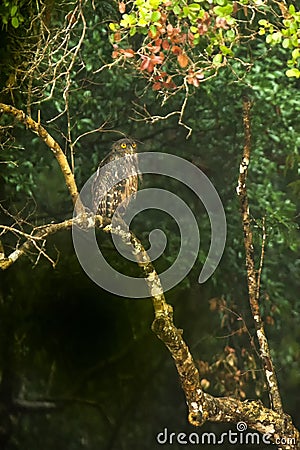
[92,138,139,218]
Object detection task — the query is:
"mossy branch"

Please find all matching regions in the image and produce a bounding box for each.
[0,103,85,215]
[1,102,299,447]
[236,97,283,414]
[106,223,299,449]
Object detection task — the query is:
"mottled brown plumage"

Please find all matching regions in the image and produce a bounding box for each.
[92,138,139,218]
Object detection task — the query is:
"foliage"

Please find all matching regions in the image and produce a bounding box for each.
[258,3,300,78]
[108,0,300,91]
[0,0,26,28]
[0,0,299,448]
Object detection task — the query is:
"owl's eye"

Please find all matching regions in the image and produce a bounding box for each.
[131,142,136,148]
[121,143,127,149]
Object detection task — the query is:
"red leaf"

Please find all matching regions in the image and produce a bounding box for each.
[150,52,164,65]
[162,39,170,50]
[118,2,126,13]
[167,24,173,35]
[171,45,181,55]
[140,58,154,73]
[162,81,176,89]
[152,82,161,91]
[147,61,154,73]
[114,32,121,42]
[140,57,150,71]
[121,48,135,58]
[177,52,188,68]
[147,43,161,53]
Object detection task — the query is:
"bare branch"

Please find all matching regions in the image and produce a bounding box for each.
[0,218,74,270]
[131,82,192,139]
[0,213,107,270]
[236,97,283,414]
[0,103,85,215]
[13,399,58,413]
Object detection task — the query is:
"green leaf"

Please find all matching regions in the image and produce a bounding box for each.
[213,53,223,65]
[173,4,181,15]
[213,4,233,17]
[150,0,161,8]
[283,19,291,28]
[258,19,269,27]
[109,22,119,31]
[149,24,156,35]
[292,48,300,60]
[189,3,200,11]
[137,17,148,26]
[286,68,300,78]
[219,45,233,56]
[188,11,197,21]
[10,5,17,16]
[289,4,296,15]
[226,29,235,39]
[11,16,19,28]
[272,31,282,44]
[120,13,136,28]
[120,14,130,27]
[151,11,161,22]
[183,6,189,16]
[266,34,272,44]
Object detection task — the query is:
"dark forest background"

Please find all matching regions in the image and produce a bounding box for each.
[0,0,299,448]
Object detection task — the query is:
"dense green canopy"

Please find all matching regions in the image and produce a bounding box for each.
[0,1,299,449]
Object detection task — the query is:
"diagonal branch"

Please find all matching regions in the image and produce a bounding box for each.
[1,209,299,446]
[0,98,297,443]
[107,222,299,449]
[0,214,107,270]
[0,219,74,270]
[236,97,283,414]
[0,103,85,215]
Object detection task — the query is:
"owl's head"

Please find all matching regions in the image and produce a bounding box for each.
[112,138,137,155]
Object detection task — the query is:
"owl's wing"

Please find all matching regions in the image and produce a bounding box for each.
[92,151,139,217]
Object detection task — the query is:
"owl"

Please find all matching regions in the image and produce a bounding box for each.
[92,138,139,219]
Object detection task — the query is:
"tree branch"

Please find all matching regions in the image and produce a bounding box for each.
[0,98,298,445]
[0,219,74,270]
[12,399,58,413]
[0,215,107,270]
[106,222,300,449]
[0,103,85,215]
[236,97,283,414]
[1,207,299,447]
